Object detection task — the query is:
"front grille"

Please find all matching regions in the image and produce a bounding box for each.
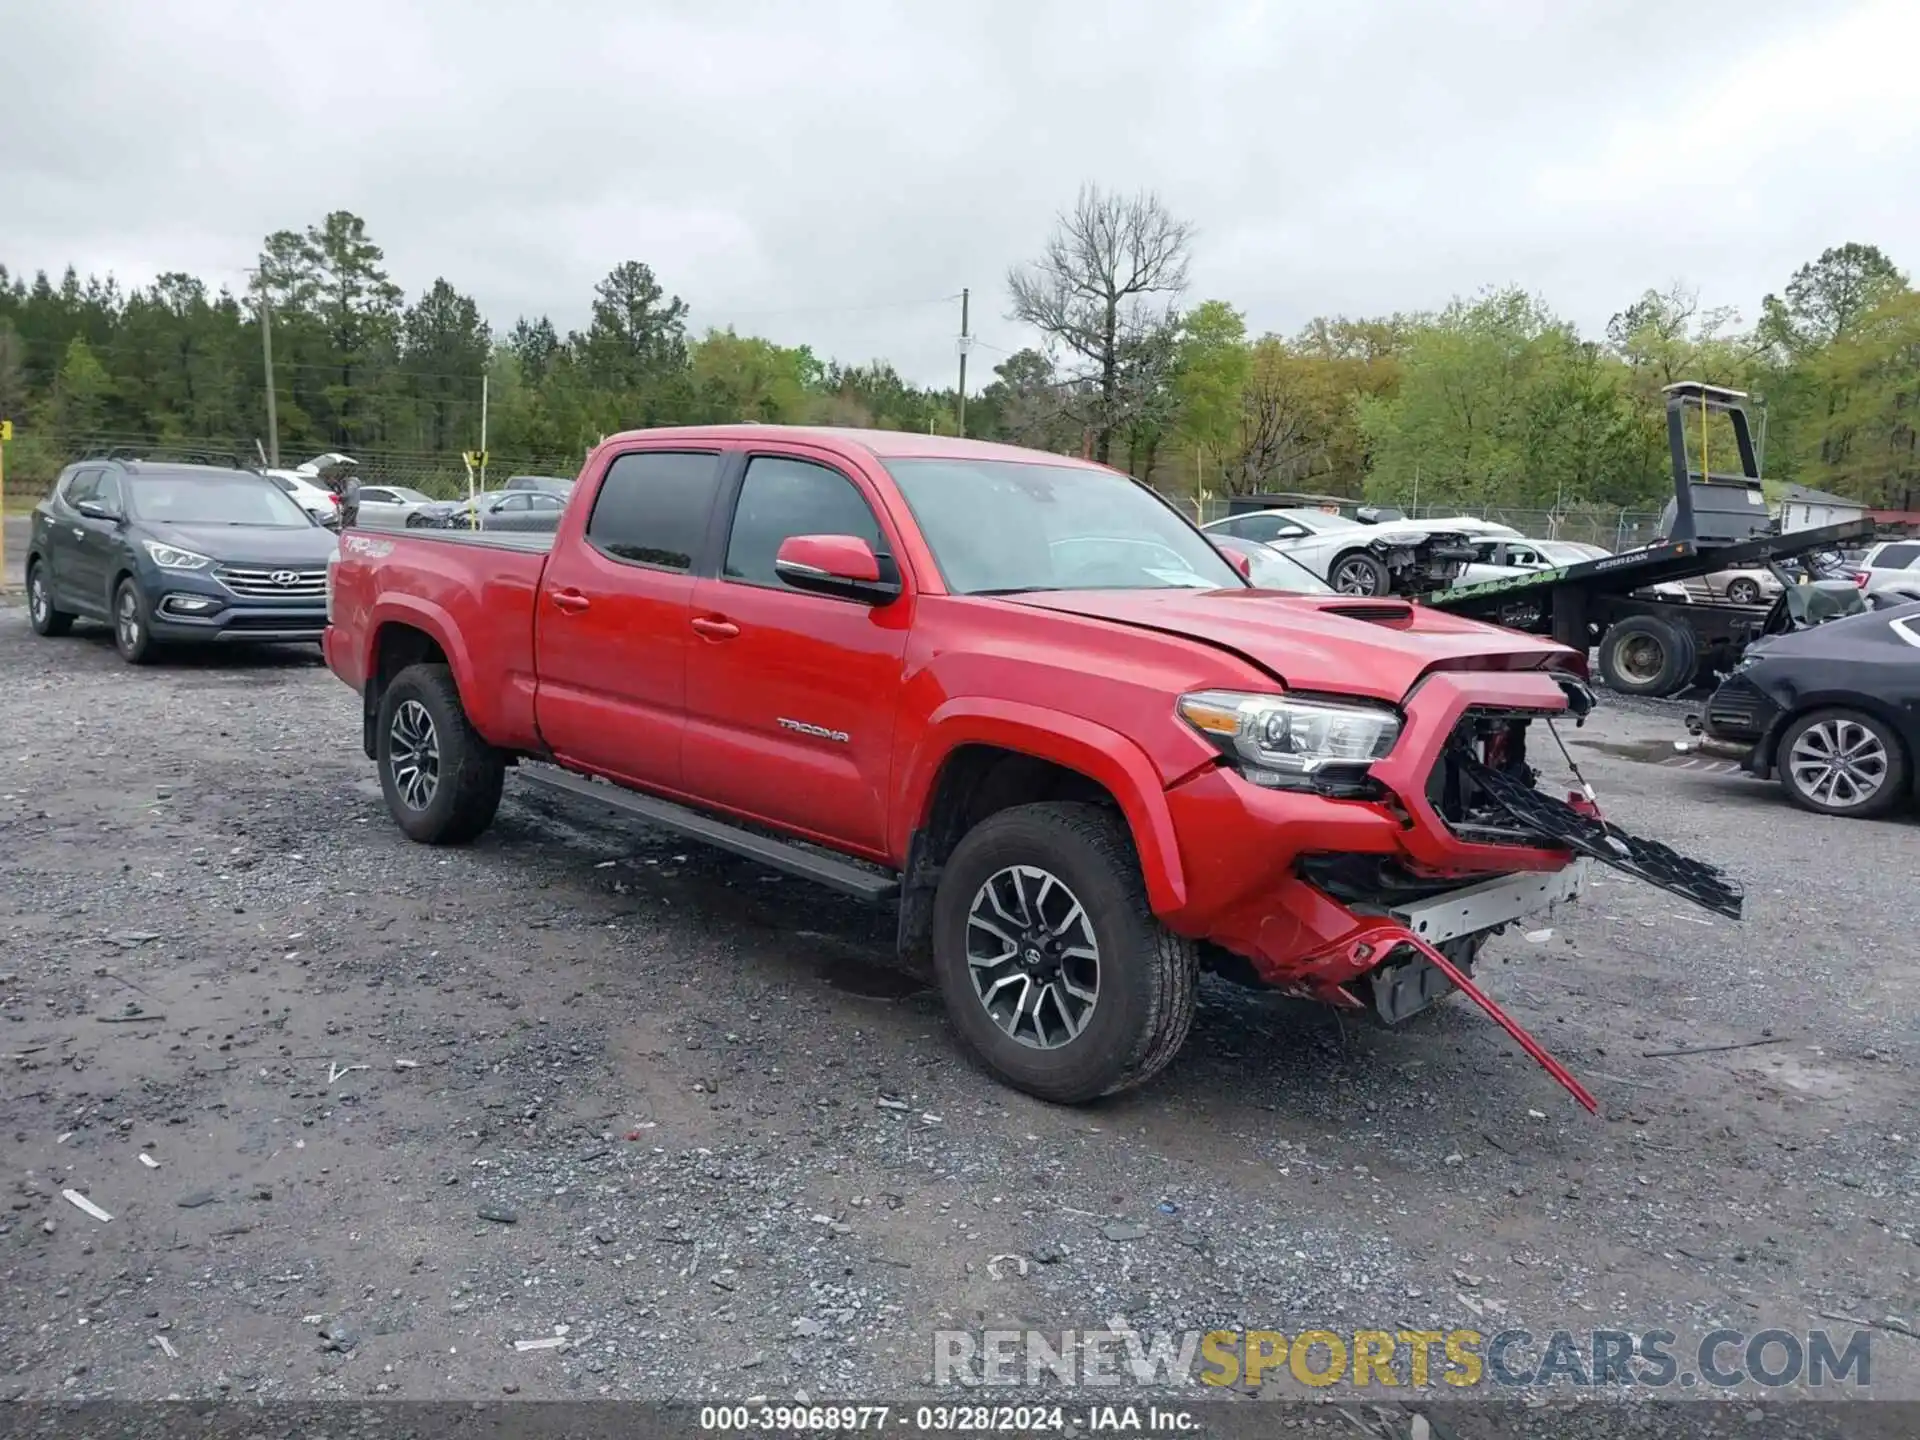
[222,611,325,632]
[216,566,328,599]
[1703,675,1767,740]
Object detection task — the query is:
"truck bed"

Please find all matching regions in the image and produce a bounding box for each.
[330,525,551,750]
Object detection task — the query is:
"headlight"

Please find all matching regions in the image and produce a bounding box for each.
[143,541,213,571]
[1178,690,1401,787]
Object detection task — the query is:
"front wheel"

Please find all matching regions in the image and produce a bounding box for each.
[27,561,75,637]
[931,802,1197,1104]
[375,663,505,843]
[1777,708,1907,819]
[113,577,157,664]
[1329,551,1391,596]
[1725,577,1762,606]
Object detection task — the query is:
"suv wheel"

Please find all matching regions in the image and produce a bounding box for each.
[931,802,1197,1103]
[376,663,505,843]
[1777,708,1906,819]
[27,561,75,637]
[113,577,157,664]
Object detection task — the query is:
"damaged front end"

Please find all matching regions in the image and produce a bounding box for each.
[1368,530,1477,597]
[1212,673,1742,1114]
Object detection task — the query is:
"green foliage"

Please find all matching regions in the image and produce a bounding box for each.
[1,210,1916,519]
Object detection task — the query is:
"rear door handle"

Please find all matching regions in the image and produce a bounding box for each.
[72,528,85,540]
[550,589,591,614]
[690,616,740,640]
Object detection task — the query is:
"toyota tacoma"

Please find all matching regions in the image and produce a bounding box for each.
[323,428,1740,1107]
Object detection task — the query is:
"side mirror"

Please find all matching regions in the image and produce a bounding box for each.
[77,500,120,522]
[774,534,901,604]
[1221,549,1253,581]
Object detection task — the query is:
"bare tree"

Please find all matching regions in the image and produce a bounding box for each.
[1008,185,1194,464]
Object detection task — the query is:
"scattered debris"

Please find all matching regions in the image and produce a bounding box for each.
[138,1153,160,1170]
[875,1097,908,1111]
[791,1317,827,1338]
[327,1061,369,1084]
[1524,928,1553,943]
[62,1190,112,1223]
[1640,1037,1790,1059]
[176,1190,219,1209]
[1100,1221,1148,1242]
[102,930,161,949]
[513,1336,567,1352]
[97,1012,163,1025]
[154,1336,177,1359]
[393,1058,419,1070]
[986,1253,1029,1280]
[320,1323,358,1353]
[477,1206,518,1225]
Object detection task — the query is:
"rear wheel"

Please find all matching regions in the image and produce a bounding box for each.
[113,577,157,665]
[931,802,1197,1104]
[26,561,74,637]
[1725,577,1763,606]
[1777,708,1906,819]
[375,663,505,843]
[1329,551,1391,596]
[1597,616,1697,697]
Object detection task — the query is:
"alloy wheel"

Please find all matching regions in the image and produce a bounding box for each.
[1331,558,1381,595]
[389,699,441,811]
[1787,718,1888,809]
[117,588,140,652]
[965,864,1100,1050]
[29,570,48,626]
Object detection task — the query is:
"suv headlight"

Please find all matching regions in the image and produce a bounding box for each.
[143,541,213,571]
[1178,690,1401,787]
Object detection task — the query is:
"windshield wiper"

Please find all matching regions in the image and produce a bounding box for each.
[971,586,1065,596]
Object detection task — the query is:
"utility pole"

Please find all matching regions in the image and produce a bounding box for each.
[479,374,490,492]
[955,288,970,436]
[255,284,281,467]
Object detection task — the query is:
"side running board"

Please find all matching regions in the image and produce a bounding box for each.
[515,764,901,904]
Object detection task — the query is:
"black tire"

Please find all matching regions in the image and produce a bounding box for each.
[112,576,158,665]
[1775,708,1908,819]
[1725,577,1762,606]
[1329,550,1392,596]
[26,560,75,637]
[930,801,1197,1104]
[375,662,505,844]
[1597,616,1697,697]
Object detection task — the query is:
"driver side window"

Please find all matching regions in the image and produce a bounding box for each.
[63,470,102,508]
[94,474,124,516]
[724,455,886,590]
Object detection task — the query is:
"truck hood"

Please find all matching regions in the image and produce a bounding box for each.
[1004,588,1577,702]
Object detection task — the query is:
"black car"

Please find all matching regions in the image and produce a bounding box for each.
[26,460,341,664]
[1693,598,1920,819]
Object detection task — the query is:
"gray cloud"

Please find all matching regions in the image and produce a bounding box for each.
[3,0,1909,384]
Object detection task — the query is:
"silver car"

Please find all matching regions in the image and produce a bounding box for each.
[408,489,566,533]
[351,485,435,529]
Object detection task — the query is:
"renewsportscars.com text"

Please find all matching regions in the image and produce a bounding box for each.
[933,1326,1874,1391]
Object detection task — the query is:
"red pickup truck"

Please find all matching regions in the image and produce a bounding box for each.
[324,427,1740,1108]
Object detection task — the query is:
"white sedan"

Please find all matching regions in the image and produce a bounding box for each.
[1203,508,1519,594]
[1454,537,1609,585]
[352,484,436,528]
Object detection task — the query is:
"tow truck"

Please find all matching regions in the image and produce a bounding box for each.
[1424,382,1875,696]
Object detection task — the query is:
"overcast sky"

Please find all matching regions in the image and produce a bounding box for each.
[4,0,1915,387]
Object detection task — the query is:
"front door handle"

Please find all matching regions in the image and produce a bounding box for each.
[690,616,740,640]
[550,589,591,614]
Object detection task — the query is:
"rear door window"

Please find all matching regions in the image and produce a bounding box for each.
[586,451,722,571]
[1875,542,1920,570]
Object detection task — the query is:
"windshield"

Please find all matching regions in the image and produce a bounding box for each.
[885,459,1243,594]
[130,473,316,527]
[1213,537,1333,593]
[389,487,431,504]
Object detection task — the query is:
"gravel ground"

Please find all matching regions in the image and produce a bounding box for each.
[0,601,1914,1428]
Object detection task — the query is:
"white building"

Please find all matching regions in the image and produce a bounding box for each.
[1778,483,1867,533]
